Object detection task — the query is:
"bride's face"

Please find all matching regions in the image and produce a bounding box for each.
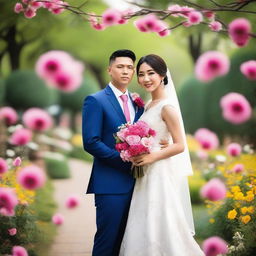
[137,63,164,92]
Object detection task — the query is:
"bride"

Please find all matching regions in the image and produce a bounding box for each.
[119,54,205,256]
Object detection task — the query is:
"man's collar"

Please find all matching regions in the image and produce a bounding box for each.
[109,82,129,97]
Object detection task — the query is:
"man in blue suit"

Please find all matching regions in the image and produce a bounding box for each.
[82,49,144,256]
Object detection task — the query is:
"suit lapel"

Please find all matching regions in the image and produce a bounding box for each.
[105,85,126,124]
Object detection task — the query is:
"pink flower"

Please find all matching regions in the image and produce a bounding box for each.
[116,128,128,142]
[180,6,194,17]
[24,7,36,18]
[17,165,46,190]
[13,157,22,167]
[0,158,8,175]
[220,92,252,124]
[195,51,230,82]
[30,0,43,9]
[134,14,160,33]
[196,150,209,160]
[125,121,150,137]
[148,128,156,137]
[115,142,129,152]
[10,128,32,146]
[52,213,64,225]
[23,108,53,131]
[240,60,256,80]
[203,11,215,20]
[187,11,203,25]
[35,50,84,92]
[226,143,242,157]
[194,128,219,150]
[209,21,222,32]
[0,107,18,125]
[228,18,251,47]
[131,93,145,107]
[120,150,131,161]
[232,163,244,173]
[128,144,149,157]
[168,4,182,17]
[65,195,80,209]
[50,1,67,15]
[14,3,24,13]
[91,23,105,31]
[12,246,28,256]
[202,236,228,256]
[134,19,148,32]
[0,188,18,217]
[154,21,170,37]
[8,228,17,236]
[126,135,141,145]
[36,50,71,79]
[201,178,227,201]
[141,137,154,148]
[102,9,122,26]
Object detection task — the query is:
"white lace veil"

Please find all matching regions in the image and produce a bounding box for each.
[165,69,195,235]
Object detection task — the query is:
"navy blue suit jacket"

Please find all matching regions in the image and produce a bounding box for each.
[82,85,144,194]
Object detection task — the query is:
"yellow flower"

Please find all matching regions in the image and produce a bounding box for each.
[231,186,241,193]
[234,192,244,200]
[226,191,233,198]
[209,218,215,223]
[240,207,248,214]
[235,202,241,208]
[228,209,237,219]
[241,215,251,224]
[245,194,254,202]
[247,206,254,213]
[71,134,83,147]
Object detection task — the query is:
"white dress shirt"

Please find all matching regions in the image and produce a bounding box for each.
[109,82,136,122]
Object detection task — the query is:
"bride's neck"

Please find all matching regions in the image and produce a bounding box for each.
[151,87,166,101]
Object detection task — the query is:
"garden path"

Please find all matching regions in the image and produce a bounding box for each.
[48,159,95,256]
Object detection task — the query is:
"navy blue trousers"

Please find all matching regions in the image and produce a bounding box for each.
[92,192,133,256]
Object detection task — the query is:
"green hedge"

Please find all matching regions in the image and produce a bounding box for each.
[44,153,71,179]
[5,70,58,110]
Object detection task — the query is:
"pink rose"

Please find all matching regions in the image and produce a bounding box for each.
[125,135,141,145]
[141,137,154,148]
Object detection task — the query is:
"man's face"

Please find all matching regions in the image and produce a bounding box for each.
[108,57,135,88]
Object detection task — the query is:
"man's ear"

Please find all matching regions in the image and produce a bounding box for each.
[107,66,111,74]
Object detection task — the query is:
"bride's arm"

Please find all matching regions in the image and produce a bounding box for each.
[132,105,185,166]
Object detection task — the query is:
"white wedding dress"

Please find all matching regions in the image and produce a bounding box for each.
[119,100,205,256]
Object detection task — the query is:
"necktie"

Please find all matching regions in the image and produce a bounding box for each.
[120,94,131,123]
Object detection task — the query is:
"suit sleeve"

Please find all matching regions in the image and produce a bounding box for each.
[82,95,131,169]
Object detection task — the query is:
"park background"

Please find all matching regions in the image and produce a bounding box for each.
[0,0,256,255]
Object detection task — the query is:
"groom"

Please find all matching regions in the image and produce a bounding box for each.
[82,49,144,256]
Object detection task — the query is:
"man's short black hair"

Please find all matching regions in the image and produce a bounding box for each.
[109,49,136,65]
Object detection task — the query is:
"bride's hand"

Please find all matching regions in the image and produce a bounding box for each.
[131,152,158,166]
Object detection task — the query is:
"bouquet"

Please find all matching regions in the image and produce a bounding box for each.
[114,121,156,178]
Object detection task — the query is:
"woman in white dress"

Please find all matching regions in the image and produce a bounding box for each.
[119,54,205,256]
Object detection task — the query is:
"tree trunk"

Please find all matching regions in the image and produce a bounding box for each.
[6,25,22,70]
[188,33,202,63]
[86,62,106,89]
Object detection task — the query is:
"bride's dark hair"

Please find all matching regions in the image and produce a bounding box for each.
[136,54,168,85]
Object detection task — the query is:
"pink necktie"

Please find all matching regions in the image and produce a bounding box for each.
[120,94,131,123]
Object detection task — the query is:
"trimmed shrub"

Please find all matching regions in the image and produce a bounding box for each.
[0,78,5,106]
[5,70,58,110]
[43,152,70,179]
[178,77,207,134]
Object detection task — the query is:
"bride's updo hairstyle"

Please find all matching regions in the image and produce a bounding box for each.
[136,54,168,85]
